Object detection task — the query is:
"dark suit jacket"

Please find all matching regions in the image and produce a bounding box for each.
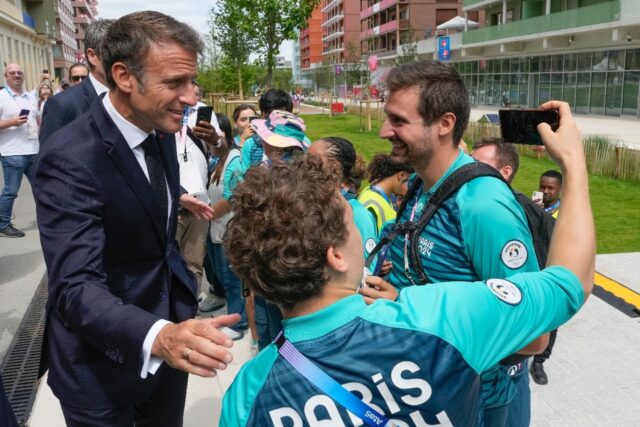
[39,76,98,145]
[33,97,197,409]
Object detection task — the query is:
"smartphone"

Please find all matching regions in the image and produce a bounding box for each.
[196,106,213,124]
[532,191,543,204]
[19,109,30,117]
[499,108,559,145]
[42,69,49,74]
[248,115,259,123]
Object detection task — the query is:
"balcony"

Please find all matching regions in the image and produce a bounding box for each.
[322,13,344,28]
[463,0,620,45]
[361,20,398,40]
[321,0,342,14]
[361,0,398,20]
[323,31,344,42]
[463,0,502,11]
[73,14,89,25]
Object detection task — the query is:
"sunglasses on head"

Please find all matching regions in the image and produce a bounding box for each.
[70,75,87,82]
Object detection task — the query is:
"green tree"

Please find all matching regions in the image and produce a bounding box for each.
[238,0,320,88]
[210,1,254,98]
[396,26,418,65]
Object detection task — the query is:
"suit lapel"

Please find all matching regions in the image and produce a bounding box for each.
[157,131,180,235]
[90,99,167,244]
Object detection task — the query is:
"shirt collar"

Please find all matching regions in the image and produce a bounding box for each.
[282,294,368,343]
[425,149,473,198]
[89,73,109,96]
[4,86,25,97]
[102,93,152,150]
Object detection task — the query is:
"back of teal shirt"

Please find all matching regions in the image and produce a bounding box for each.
[220,266,583,426]
[349,198,378,261]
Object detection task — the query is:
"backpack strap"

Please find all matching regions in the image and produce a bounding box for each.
[365,162,509,282]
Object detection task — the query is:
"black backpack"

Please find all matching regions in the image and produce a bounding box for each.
[365,162,555,282]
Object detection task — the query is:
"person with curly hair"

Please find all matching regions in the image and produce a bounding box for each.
[219,102,595,425]
[308,136,378,261]
[358,153,413,232]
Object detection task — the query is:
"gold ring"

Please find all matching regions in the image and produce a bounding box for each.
[183,347,192,361]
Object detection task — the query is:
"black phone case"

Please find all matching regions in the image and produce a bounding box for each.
[499,109,559,145]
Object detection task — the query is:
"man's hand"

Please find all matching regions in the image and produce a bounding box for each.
[151,314,241,377]
[239,126,255,145]
[193,120,220,147]
[13,115,28,127]
[179,194,214,220]
[538,101,583,171]
[360,275,398,304]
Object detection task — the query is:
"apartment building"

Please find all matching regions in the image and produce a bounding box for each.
[52,0,76,80]
[322,0,361,64]
[300,7,323,70]
[0,0,55,89]
[72,0,97,58]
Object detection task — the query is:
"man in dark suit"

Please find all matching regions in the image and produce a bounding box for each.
[33,11,238,426]
[39,19,113,145]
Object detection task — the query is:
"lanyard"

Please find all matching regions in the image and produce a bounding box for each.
[545,199,560,213]
[274,331,395,427]
[403,187,423,286]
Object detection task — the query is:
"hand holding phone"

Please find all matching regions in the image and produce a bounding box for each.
[500,108,560,145]
[196,106,213,125]
[19,109,30,117]
[532,191,544,205]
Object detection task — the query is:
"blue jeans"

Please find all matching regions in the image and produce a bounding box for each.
[212,243,247,332]
[0,154,35,229]
[504,360,531,427]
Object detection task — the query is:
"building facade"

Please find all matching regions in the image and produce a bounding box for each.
[300,6,323,70]
[53,0,76,81]
[72,0,97,59]
[0,0,55,90]
[412,0,640,117]
[322,0,361,64]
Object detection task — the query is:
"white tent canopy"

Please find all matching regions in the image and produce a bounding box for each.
[436,16,479,30]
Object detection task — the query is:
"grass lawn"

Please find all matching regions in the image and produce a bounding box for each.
[301,113,640,254]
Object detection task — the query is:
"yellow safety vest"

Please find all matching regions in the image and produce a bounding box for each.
[358,186,397,232]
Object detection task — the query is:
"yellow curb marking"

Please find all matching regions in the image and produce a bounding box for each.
[594,272,640,309]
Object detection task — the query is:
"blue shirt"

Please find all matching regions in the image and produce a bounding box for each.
[220,267,583,426]
[349,198,378,261]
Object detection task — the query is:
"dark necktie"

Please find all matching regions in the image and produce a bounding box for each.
[141,134,168,230]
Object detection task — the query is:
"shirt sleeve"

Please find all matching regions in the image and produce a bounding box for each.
[396,266,584,374]
[351,201,379,260]
[222,155,242,201]
[139,319,172,378]
[239,137,254,177]
[458,177,540,279]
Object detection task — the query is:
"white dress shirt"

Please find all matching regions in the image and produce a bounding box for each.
[89,72,110,96]
[102,93,174,378]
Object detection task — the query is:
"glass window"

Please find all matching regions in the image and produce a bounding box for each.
[590,72,606,114]
[470,61,478,73]
[625,49,640,70]
[478,73,486,104]
[540,55,552,72]
[479,59,488,74]
[501,58,510,74]
[609,50,624,70]
[605,72,623,116]
[592,51,608,71]
[551,55,563,72]
[518,73,529,107]
[520,57,529,73]
[563,73,577,108]
[539,73,551,103]
[550,73,563,101]
[530,56,540,72]
[493,60,501,74]
[622,71,640,116]
[564,53,577,72]
[510,57,520,73]
[575,72,591,114]
[577,52,592,71]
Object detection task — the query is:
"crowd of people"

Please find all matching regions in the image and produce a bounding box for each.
[0,9,594,427]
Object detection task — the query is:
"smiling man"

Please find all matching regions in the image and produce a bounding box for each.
[34,11,238,426]
[376,61,543,426]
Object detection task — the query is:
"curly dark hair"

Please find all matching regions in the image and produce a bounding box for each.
[367,153,414,184]
[224,156,346,311]
[318,136,366,191]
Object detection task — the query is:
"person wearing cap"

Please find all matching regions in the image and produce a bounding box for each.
[239,89,310,178]
[247,109,308,350]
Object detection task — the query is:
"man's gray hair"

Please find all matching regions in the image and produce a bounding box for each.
[84,19,114,66]
[101,11,204,89]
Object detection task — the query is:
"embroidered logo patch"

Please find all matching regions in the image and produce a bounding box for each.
[486,278,523,306]
[501,240,528,269]
[365,238,377,254]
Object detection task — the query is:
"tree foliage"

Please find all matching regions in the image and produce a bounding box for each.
[233,0,320,87]
[396,26,419,65]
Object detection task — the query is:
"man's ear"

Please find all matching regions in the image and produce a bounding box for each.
[326,245,348,274]
[500,165,513,182]
[437,112,457,138]
[110,62,134,94]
